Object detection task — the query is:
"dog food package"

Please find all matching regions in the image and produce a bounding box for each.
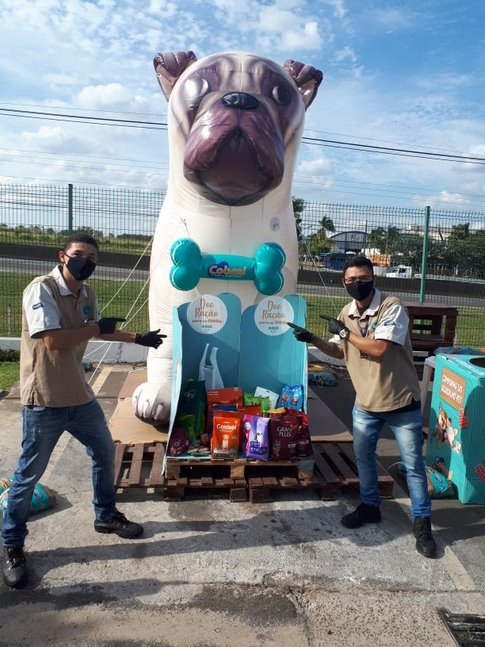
[254,387,280,410]
[207,387,244,408]
[207,404,238,439]
[238,406,263,452]
[243,392,271,413]
[211,412,241,459]
[269,413,300,460]
[296,413,312,458]
[206,387,244,434]
[174,379,208,442]
[168,427,190,456]
[278,384,304,411]
[267,407,286,417]
[244,415,270,461]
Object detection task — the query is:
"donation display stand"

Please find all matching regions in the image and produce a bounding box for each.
[426,354,485,504]
[165,292,313,478]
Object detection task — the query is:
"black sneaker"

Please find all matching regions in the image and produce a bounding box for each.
[341,503,382,529]
[2,546,28,589]
[94,510,143,539]
[413,517,436,558]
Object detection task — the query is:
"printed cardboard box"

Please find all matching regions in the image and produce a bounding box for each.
[165,292,313,474]
[426,355,485,504]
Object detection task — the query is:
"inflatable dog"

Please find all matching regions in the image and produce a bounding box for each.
[133,50,323,422]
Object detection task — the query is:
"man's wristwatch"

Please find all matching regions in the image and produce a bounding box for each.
[339,328,350,340]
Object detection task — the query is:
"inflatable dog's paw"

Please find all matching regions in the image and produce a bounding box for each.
[132,382,168,423]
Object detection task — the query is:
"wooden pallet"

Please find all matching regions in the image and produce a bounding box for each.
[313,443,395,499]
[113,441,394,502]
[114,442,165,491]
[164,458,323,503]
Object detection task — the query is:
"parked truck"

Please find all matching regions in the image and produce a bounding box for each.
[385,265,413,278]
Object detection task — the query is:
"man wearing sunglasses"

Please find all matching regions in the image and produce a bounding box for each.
[291,255,436,559]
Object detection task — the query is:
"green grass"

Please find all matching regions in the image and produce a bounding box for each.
[0,362,19,393]
[303,295,485,349]
[1,273,484,348]
[0,273,150,337]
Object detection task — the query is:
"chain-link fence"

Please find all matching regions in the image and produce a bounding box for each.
[1,182,484,348]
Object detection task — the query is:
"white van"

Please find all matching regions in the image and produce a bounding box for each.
[385,265,413,279]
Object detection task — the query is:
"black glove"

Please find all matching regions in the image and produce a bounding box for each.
[97,317,126,335]
[135,329,167,349]
[286,321,315,344]
[319,314,350,339]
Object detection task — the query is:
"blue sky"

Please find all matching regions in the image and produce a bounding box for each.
[1,0,485,211]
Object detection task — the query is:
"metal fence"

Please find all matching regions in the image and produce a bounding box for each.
[1,182,484,348]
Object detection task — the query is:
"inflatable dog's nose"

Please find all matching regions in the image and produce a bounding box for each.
[222,92,259,110]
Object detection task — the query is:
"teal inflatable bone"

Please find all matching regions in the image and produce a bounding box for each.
[169,238,286,295]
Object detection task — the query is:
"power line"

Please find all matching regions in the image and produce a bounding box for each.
[2,107,485,164]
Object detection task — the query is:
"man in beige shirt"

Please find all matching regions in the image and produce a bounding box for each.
[2,233,166,588]
[291,256,436,559]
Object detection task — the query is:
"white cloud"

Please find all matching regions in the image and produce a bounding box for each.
[77,83,150,112]
[372,7,415,31]
[298,156,333,177]
[415,191,470,209]
[20,126,93,155]
[322,0,347,21]
[333,45,357,64]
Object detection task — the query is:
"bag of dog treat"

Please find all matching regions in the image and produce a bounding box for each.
[168,427,190,456]
[296,413,312,457]
[174,379,208,442]
[254,386,279,410]
[211,411,241,458]
[243,393,271,413]
[238,406,263,452]
[278,384,304,411]
[244,415,270,461]
[269,412,300,460]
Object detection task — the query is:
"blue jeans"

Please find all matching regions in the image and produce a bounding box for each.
[2,399,116,547]
[352,404,431,518]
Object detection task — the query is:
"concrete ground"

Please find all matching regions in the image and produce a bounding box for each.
[1,362,484,647]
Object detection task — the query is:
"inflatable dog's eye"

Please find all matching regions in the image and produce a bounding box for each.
[184,76,210,105]
[272,84,291,106]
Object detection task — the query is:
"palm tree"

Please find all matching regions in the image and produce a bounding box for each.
[319,215,335,239]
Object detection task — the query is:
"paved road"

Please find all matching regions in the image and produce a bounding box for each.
[0,257,148,282]
[1,365,484,646]
[2,257,485,307]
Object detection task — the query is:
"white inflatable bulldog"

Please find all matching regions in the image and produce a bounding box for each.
[133,50,323,423]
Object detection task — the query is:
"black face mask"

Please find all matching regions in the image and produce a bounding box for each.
[65,256,97,281]
[345,281,374,302]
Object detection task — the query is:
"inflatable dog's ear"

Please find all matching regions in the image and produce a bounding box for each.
[283,60,323,109]
[153,51,198,100]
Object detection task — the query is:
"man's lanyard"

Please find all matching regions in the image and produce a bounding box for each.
[357,320,369,338]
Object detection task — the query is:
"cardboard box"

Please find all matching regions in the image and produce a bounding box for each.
[426,355,485,504]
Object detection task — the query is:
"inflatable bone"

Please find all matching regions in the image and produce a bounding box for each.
[133,50,323,422]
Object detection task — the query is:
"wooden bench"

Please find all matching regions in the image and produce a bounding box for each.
[405,302,458,356]
[405,302,458,376]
